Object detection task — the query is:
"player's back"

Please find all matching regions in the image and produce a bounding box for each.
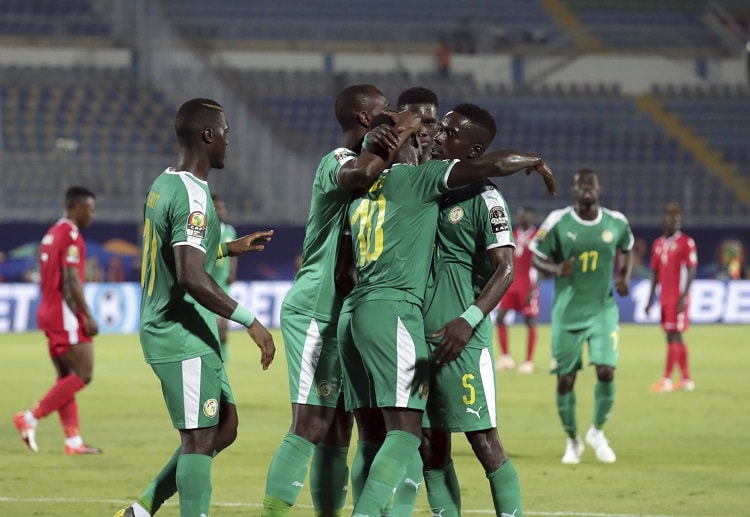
[139,169,221,364]
[284,148,358,321]
[37,218,85,329]
[345,159,456,309]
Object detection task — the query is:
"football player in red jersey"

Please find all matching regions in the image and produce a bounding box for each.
[646,203,698,392]
[495,206,539,373]
[13,186,102,454]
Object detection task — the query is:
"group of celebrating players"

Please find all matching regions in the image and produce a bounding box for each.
[13,83,697,517]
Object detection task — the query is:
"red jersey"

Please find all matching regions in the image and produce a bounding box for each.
[508,226,538,293]
[650,231,697,301]
[36,218,89,343]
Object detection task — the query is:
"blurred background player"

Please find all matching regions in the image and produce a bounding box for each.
[397,86,440,164]
[14,186,101,455]
[531,169,633,464]
[210,193,238,360]
[495,205,539,374]
[646,202,698,393]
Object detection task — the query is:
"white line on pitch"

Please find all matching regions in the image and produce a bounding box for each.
[0,496,690,517]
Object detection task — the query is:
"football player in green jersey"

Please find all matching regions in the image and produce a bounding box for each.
[397,86,439,164]
[115,98,276,517]
[262,85,422,517]
[210,193,238,360]
[531,169,634,465]
[419,103,523,517]
[339,113,555,517]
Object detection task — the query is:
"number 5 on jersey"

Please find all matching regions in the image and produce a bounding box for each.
[351,194,386,266]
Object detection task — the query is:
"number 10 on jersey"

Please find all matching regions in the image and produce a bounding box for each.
[351,195,385,266]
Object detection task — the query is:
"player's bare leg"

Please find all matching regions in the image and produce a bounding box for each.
[421,428,461,516]
[310,397,353,516]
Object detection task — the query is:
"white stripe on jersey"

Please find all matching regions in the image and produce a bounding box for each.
[182,357,202,429]
[61,300,80,344]
[480,188,515,249]
[297,319,323,404]
[478,348,497,428]
[529,207,570,259]
[395,317,417,408]
[177,172,210,250]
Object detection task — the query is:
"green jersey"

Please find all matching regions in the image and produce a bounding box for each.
[210,222,237,292]
[283,148,358,322]
[531,206,634,329]
[344,159,458,310]
[422,182,515,349]
[140,169,221,364]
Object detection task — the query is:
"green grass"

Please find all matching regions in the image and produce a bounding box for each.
[1,324,748,516]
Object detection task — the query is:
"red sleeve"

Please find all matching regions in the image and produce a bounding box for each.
[685,236,698,267]
[649,240,659,270]
[61,231,83,268]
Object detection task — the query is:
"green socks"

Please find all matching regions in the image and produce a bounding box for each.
[311,443,349,516]
[262,433,316,516]
[351,440,381,507]
[390,448,423,517]
[556,390,577,438]
[424,461,461,517]
[487,459,523,517]
[137,446,181,514]
[593,380,616,428]
[353,430,421,517]
[175,453,212,516]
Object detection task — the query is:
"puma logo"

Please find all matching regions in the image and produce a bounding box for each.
[501,510,518,517]
[404,477,422,492]
[292,481,304,487]
[432,509,445,517]
[466,406,483,419]
[567,231,577,241]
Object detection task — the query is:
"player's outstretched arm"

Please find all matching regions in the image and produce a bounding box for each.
[531,254,574,278]
[447,151,556,196]
[432,246,514,365]
[336,111,421,190]
[224,230,273,257]
[645,268,658,315]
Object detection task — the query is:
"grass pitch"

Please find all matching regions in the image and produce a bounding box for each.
[1,324,748,516]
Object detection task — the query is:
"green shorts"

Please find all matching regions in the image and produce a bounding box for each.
[550,307,620,375]
[338,299,430,412]
[150,352,234,430]
[280,305,342,408]
[424,346,497,432]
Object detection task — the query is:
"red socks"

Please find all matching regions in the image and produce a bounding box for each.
[58,398,80,438]
[676,342,691,380]
[665,343,691,380]
[32,374,85,419]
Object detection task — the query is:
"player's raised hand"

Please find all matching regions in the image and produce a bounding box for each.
[390,110,422,135]
[559,257,575,277]
[526,160,556,196]
[431,318,473,365]
[246,319,275,370]
[364,125,401,152]
[227,230,274,256]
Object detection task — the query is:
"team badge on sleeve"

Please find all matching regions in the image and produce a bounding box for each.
[65,244,80,264]
[186,211,207,239]
[489,206,509,233]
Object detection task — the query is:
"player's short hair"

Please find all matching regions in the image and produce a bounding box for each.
[175,98,224,144]
[666,202,681,216]
[451,103,497,143]
[334,84,384,130]
[65,186,95,209]
[397,87,438,110]
[576,168,597,180]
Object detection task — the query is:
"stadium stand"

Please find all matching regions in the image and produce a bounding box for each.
[0,0,111,38]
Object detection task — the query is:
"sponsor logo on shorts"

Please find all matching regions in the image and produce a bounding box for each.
[448,206,464,224]
[419,381,430,399]
[316,380,334,398]
[203,398,219,418]
[602,229,614,243]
